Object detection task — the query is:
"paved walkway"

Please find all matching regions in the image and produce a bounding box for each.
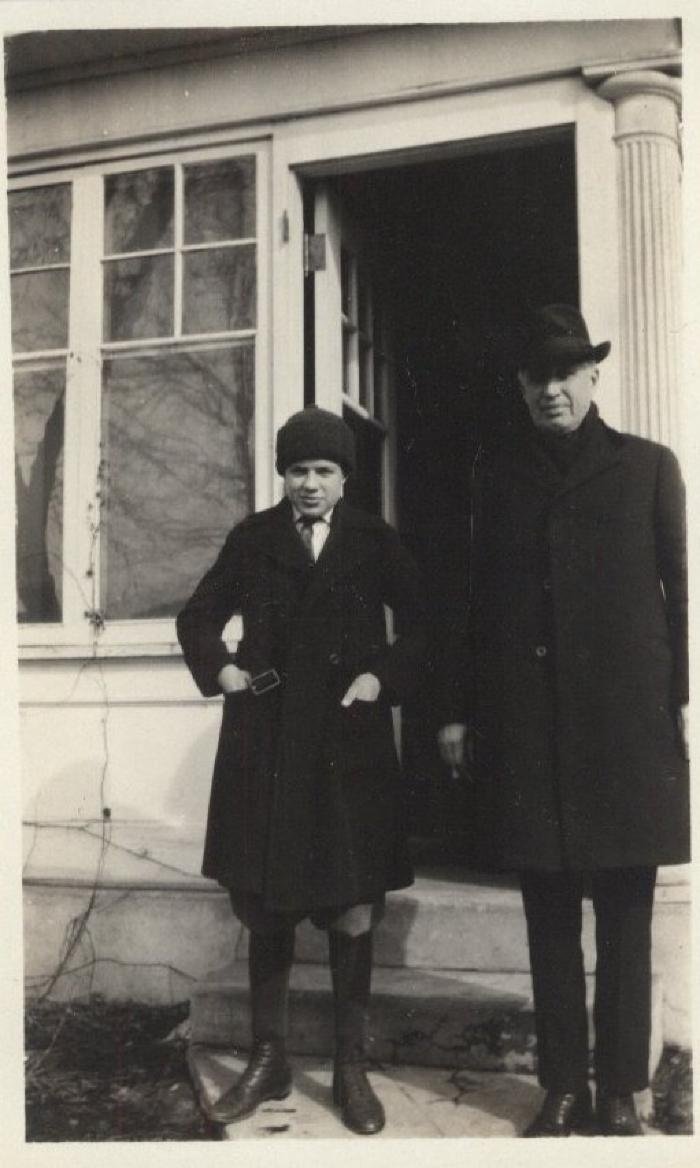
[189,1049,661,1140]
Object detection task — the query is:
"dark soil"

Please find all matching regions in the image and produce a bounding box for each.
[25,997,220,1142]
[24,997,693,1140]
[651,1045,693,1135]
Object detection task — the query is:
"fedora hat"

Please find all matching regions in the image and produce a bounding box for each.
[518,304,611,373]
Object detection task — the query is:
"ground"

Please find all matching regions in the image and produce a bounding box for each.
[24,996,692,1142]
[25,997,219,1141]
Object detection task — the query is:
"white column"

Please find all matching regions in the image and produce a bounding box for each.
[597,71,682,453]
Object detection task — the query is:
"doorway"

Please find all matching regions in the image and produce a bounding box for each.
[304,131,579,856]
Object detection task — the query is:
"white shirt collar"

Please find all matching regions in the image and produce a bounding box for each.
[292,505,334,526]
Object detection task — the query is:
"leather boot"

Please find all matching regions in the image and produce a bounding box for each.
[208,1039,292,1123]
[596,1091,643,1136]
[209,928,294,1124]
[329,929,385,1135]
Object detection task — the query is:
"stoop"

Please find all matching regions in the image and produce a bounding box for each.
[189,872,665,1080]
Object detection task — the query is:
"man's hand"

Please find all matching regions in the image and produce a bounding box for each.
[437,722,470,773]
[677,704,690,760]
[341,673,381,706]
[218,663,252,694]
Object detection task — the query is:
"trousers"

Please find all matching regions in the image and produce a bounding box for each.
[520,866,657,1095]
[228,889,385,936]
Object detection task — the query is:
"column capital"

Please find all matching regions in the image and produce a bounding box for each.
[597,68,681,109]
[595,69,681,144]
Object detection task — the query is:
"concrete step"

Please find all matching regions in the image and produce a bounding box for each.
[294,872,535,972]
[189,959,664,1080]
[188,1051,662,1140]
[223,873,690,1047]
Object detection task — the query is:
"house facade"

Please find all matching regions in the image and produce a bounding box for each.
[9,22,689,1033]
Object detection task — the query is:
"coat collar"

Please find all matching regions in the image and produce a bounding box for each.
[258,497,378,584]
[503,406,623,496]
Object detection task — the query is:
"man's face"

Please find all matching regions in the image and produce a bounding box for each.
[284,459,346,517]
[518,361,599,434]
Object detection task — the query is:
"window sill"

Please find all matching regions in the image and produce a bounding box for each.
[18,615,242,661]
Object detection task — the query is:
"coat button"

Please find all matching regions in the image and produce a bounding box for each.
[329,652,341,665]
[542,579,552,592]
[535,645,548,658]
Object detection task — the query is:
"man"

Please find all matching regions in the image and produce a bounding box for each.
[177,406,426,1135]
[438,305,689,1137]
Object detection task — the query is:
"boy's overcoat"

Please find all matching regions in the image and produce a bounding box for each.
[177,498,426,910]
[444,407,689,870]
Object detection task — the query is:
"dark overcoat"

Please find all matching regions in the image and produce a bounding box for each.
[177,497,427,911]
[443,407,689,871]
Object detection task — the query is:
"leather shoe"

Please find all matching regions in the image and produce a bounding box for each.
[596,1092,643,1136]
[208,1039,292,1124]
[332,1062,386,1135]
[523,1086,593,1137]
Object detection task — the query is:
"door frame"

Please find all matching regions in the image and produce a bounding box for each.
[267,73,620,503]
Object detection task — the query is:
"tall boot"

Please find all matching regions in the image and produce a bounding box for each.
[209,929,295,1123]
[329,929,385,1135]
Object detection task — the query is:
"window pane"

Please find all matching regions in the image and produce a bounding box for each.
[341,248,352,318]
[11,270,70,352]
[9,184,71,268]
[103,255,174,341]
[14,365,65,622]
[184,157,255,243]
[373,351,385,422]
[104,168,174,254]
[342,408,383,516]
[100,345,255,619]
[359,339,371,409]
[182,246,256,334]
[342,328,351,396]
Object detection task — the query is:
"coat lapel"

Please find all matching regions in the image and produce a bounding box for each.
[298,502,375,611]
[504,408,622,497]
[554,412,622,497]
[261,498,313,574]
[258,498,375,605]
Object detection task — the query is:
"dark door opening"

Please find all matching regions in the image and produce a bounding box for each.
[309,132,579,859]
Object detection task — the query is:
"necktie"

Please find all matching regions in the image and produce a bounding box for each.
[298,515,317,560]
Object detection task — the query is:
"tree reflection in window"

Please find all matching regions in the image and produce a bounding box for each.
[10,183,71,623]
[14,367,65,622]
[100,344,254,619]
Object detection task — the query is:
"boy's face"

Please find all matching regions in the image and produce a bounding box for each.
[518,361,599,434]
[284,459,346,517]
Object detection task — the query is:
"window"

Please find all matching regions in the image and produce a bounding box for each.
[11,183,71,623]
[11,144,268,653]
[339,247,392,517]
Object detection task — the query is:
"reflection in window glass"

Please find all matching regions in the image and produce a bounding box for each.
[100,344,255,619]
[9,185,71,268]
[14,366,65,622]
[11,270,70,352]
[103,255,174,341]
[183,246,256,334]
[104,168,174,255]
[184,157,255,243]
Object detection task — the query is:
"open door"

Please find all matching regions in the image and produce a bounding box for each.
[308,180,397,524]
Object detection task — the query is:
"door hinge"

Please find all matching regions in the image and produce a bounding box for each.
[304,232,326,275]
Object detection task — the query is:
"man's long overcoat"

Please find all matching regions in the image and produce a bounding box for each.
[177,498,426,911]
[444,408,689,871]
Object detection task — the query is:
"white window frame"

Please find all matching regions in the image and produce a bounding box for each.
[14,138,271,659]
